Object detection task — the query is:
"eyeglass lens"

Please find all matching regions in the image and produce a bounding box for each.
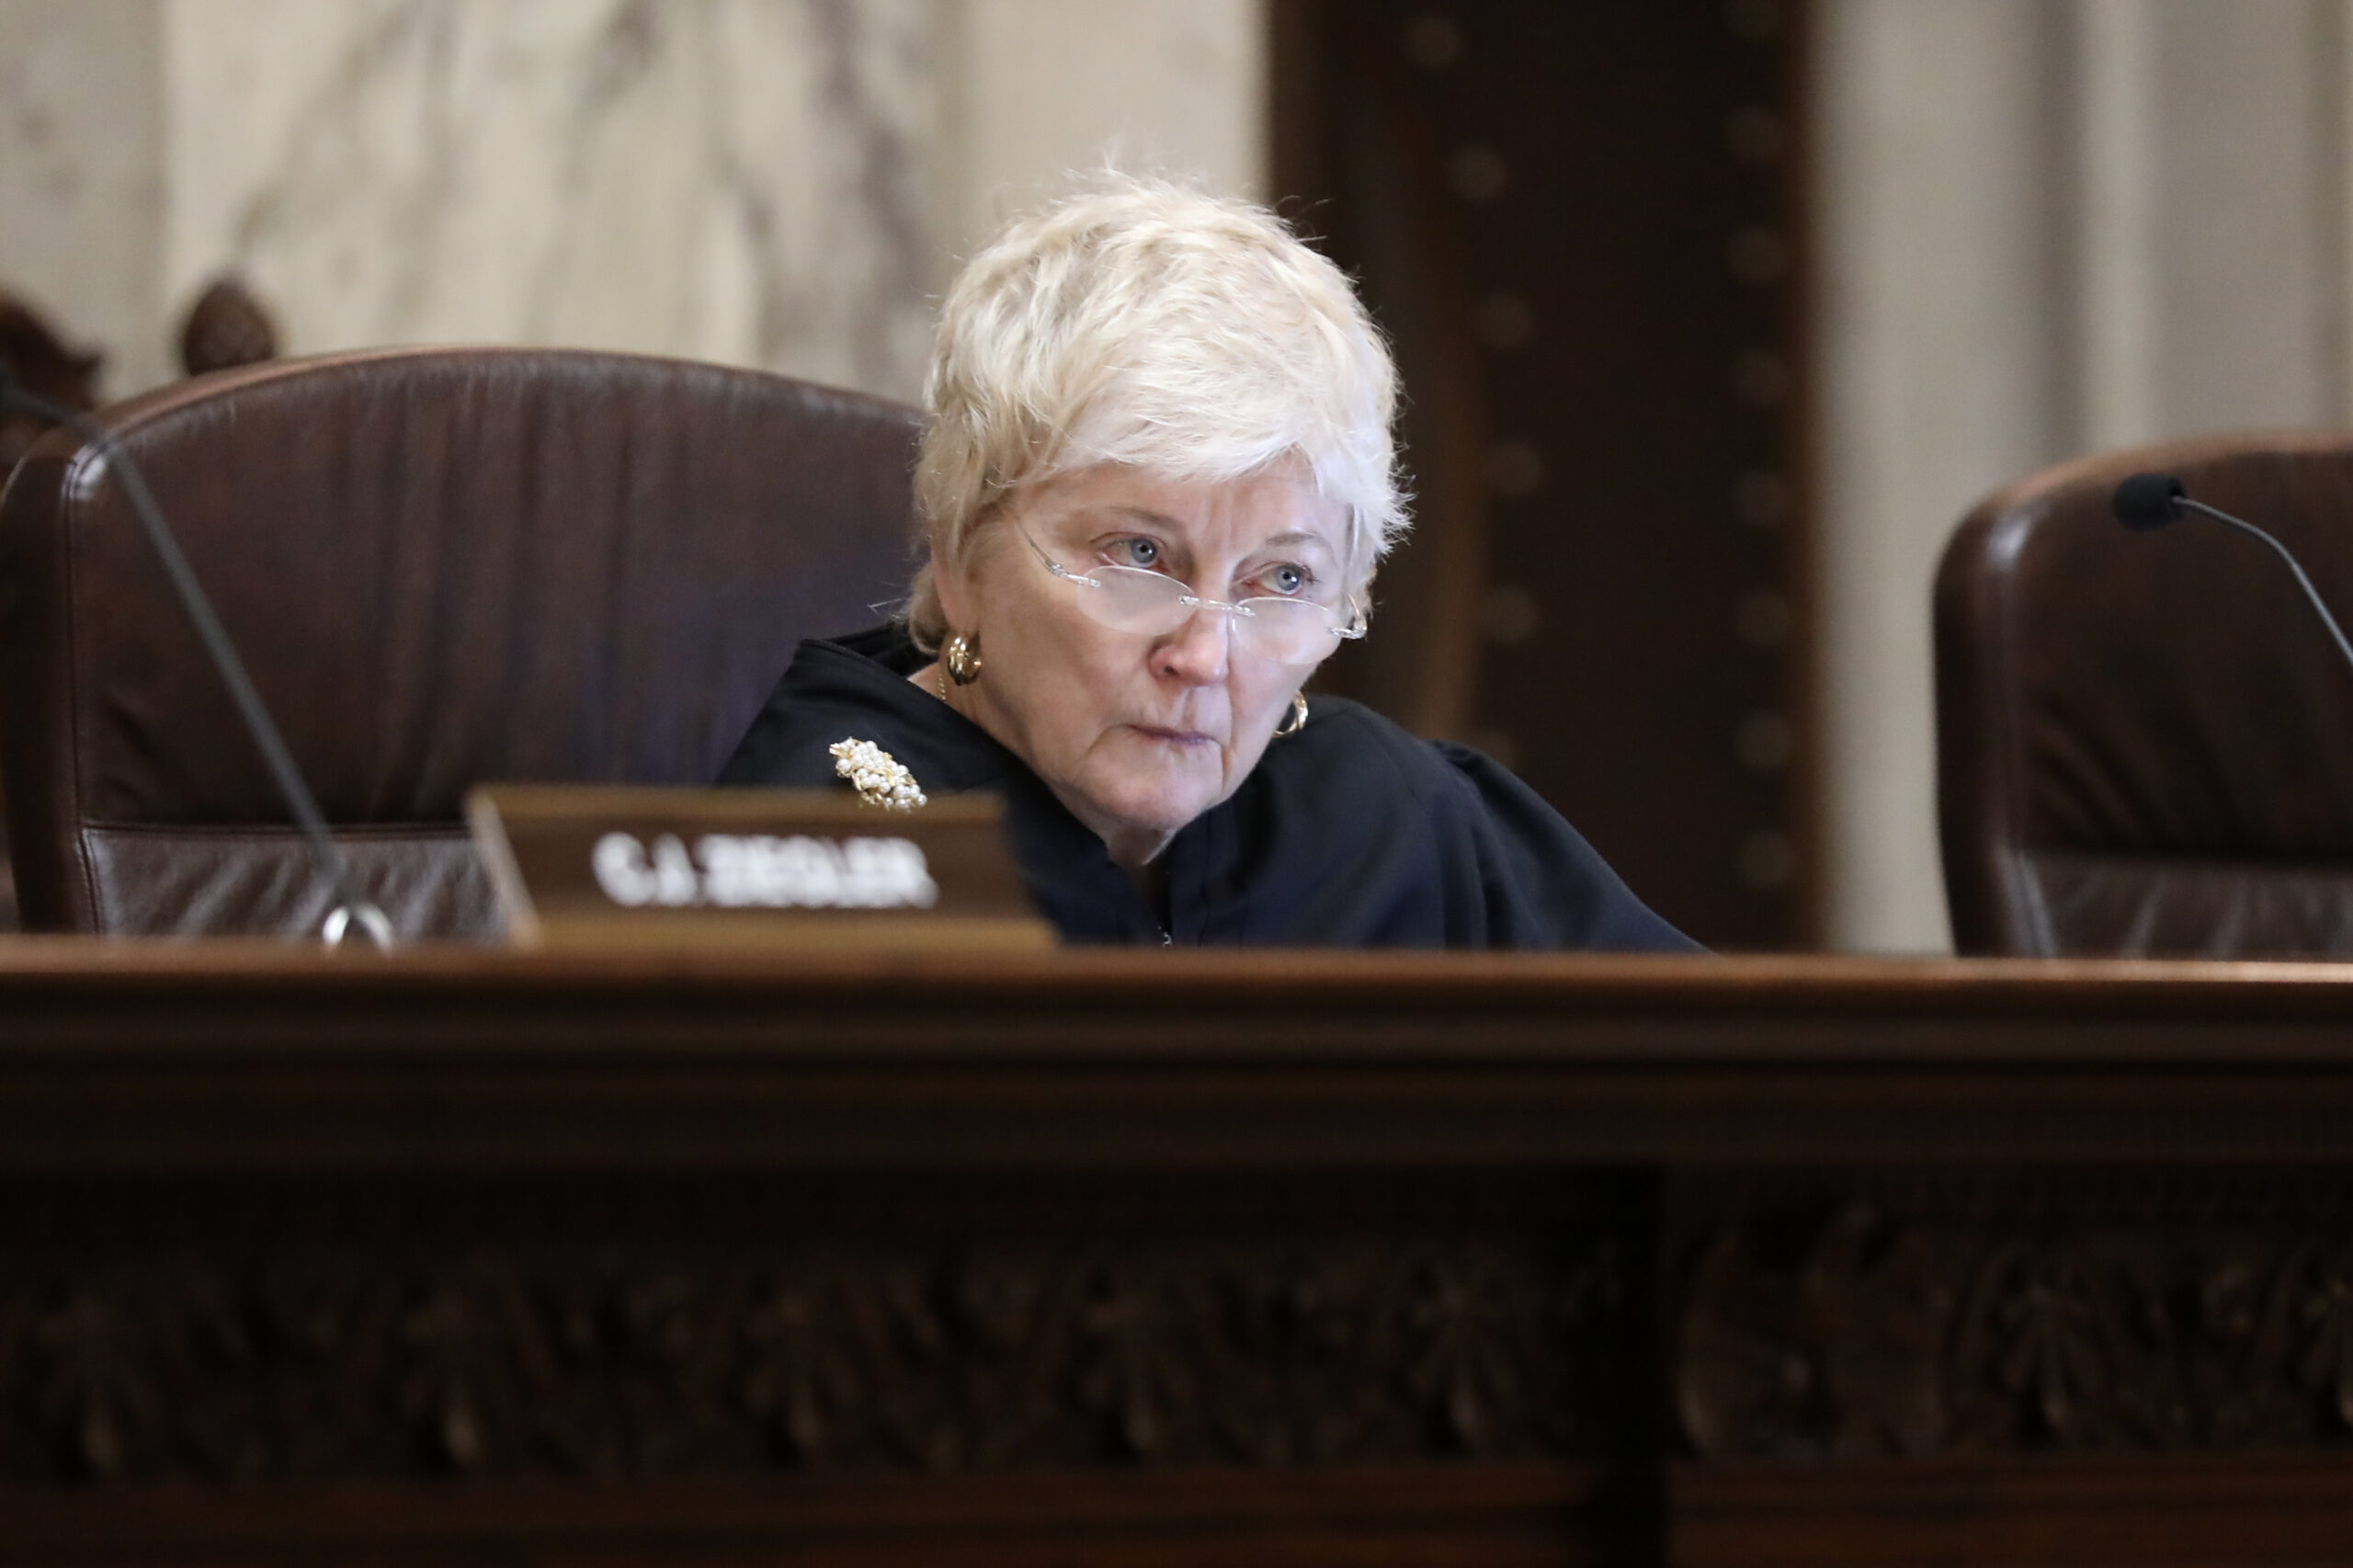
[1074,565,1344,662]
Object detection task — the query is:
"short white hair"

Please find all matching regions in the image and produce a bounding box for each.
[905,175,1405,650]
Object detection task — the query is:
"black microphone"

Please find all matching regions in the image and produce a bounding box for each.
[2111,470,2353,676]
[0,367,392,948]
[2111,472,2187,532]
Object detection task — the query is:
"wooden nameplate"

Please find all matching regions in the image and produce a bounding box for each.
[466,785,1055,950]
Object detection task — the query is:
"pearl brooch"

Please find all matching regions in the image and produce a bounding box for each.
[829,738,928,811]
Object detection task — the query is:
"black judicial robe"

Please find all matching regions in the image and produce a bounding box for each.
[718,627,1699,951]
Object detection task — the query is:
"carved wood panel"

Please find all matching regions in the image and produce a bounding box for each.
[0,1173,1637,1487]
[1675,1170,2353,1460]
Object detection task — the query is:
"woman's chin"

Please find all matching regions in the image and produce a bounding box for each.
[1075,770,1224,845]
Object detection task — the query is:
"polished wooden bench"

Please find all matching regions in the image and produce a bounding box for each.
[0,944,2347,1565]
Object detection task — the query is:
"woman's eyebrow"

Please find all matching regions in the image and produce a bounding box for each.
[1095,505,1183,528]
[1083,509,1336,554]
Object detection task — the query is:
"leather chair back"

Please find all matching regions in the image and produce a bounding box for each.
[1936,432,2353,956]
[0,347,922,937]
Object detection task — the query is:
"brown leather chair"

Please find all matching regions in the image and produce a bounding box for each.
[0,347,921,937]
[1936,431,2353,957]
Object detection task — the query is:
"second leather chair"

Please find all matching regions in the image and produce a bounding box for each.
[1936,432,2353,957]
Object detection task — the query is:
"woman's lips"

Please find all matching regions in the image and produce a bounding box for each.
[1130,724,1216,746]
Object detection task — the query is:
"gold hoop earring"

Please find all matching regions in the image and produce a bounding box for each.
[1274,691,1309,738]
[943,632,983,686]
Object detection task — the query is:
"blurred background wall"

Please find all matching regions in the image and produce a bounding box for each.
[5,0,2351,951]
[0,0,1261,402]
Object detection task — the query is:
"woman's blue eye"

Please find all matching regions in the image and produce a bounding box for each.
[1266,563,1308,596]
[1112,538,1159,569]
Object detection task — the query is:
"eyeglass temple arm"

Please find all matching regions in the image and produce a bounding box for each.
[1016,523,1109,589]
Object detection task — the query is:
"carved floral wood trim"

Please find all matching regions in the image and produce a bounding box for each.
[1675,1172,2353,1460]
[0,1175,1633,1485]
[22,1158,2353,1488]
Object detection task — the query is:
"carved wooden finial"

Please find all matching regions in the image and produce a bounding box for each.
[177,275,280,378]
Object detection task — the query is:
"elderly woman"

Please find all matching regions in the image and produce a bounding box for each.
[722,177,1692,950]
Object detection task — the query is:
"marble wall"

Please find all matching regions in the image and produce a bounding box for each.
[940,0,1262,262]
[1,0,1265,404]
[0,0,165,396]
[163,0,936,398]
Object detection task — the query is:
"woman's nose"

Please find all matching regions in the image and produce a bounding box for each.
[1154,602,1233,684]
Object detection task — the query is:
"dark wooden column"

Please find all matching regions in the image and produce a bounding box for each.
[1273,0,1816,950]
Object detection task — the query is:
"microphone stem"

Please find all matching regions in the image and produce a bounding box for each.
[3,384,389,949]
[2177,498,2353,677]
